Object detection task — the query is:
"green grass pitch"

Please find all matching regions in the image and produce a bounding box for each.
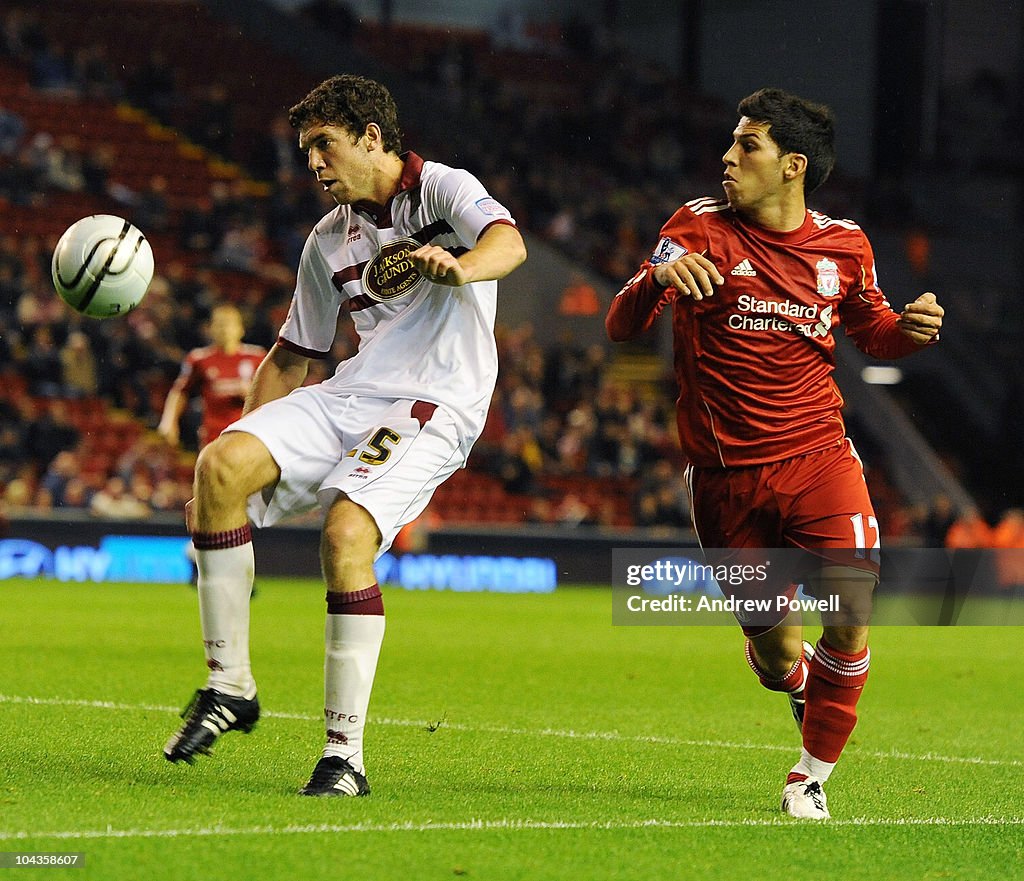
[0,577,1021,880]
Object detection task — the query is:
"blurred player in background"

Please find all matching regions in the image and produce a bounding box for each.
[158,303,266,589]
[607,88,943,819]
[158,303,266,449]
[163,74,527,796]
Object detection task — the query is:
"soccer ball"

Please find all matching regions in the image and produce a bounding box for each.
[51,215,154,318]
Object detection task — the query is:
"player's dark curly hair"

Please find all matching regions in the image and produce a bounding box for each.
[288,74,403,153]
[738,88,835,193]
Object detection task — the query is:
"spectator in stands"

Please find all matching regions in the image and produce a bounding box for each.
[633,458,690,529]
[188,83,235,157]
[589,418,627,477]
[524,496,553,524]
[29,38,74,94]
[490,428,542,495]
[91,319,156,418]
[114,434,178,490]
[81,143,116,199]
[133,174,171,233]
[535,412,563,472]
[129,304,187,381]
[32,483,55,510]
[0,8,33,58]
[0,234,23,279]
[2,475,34,510]
[33,132,85,192]
[634,491,666,530]
[264,168,326,265]
[555,403,596,473]
[213,221,268,273]
[0,404,29,483]
[39,449,80,507]
[17,231,52,283]
[128,473,156,509]
[16,278,63,329]
[542,343,589,412]
[252,114,304,182]
[0,262,23,322]
[161,263,216,344]
[129,49,176,123]
[60,477,91,510]
[60,329,99,397]
[0,326,13,373]
[502,384,543,433]
[71,44,121,100]
[26,399,79,468]
[178,191,220,253]
[553,492,595,527]
[0,144,43,205]
[149,477,188,514]
[89,475,150,519]
[22,324,62,396]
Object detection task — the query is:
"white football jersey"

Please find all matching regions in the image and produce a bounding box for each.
[278,153,516,451]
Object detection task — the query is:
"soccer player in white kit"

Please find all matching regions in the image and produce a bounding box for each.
[163,74,527,796]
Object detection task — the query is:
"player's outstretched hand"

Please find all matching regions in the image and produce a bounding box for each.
[157,422,180,447]
[652,253,724,301]
[411,244,469,287]
[897,291,943,344]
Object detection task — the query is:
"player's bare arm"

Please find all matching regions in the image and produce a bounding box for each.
[242,343,311,414]
[896,291,944,344]
[157,384,187,446]
[652,252,725,301]
[411,223,526,286]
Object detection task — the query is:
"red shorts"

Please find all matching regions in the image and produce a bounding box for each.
[686,439,880,634]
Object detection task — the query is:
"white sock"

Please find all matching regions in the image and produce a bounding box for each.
[323,613,385,773]
[195,542,256,699]
[791,748,837,783]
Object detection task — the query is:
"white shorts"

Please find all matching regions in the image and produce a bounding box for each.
[226,387,464,556]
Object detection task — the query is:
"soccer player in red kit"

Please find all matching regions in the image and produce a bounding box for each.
[158,304,267,449]
[607,88,943,819]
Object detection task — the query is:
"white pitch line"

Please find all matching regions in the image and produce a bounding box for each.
[0,693,1019,769]
[1,816,1023,842]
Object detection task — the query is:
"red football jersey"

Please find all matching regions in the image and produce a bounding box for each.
[607,198,923,468]
[172,344,267,445]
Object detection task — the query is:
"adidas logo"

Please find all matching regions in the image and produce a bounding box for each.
[731,259,757,276]
[332,772,364,796]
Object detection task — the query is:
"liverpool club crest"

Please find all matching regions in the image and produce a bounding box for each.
[815,257,841,297]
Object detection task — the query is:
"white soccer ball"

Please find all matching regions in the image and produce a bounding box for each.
[51,215,154,318]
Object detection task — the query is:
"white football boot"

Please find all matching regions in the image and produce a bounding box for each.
[781,778,831,820]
